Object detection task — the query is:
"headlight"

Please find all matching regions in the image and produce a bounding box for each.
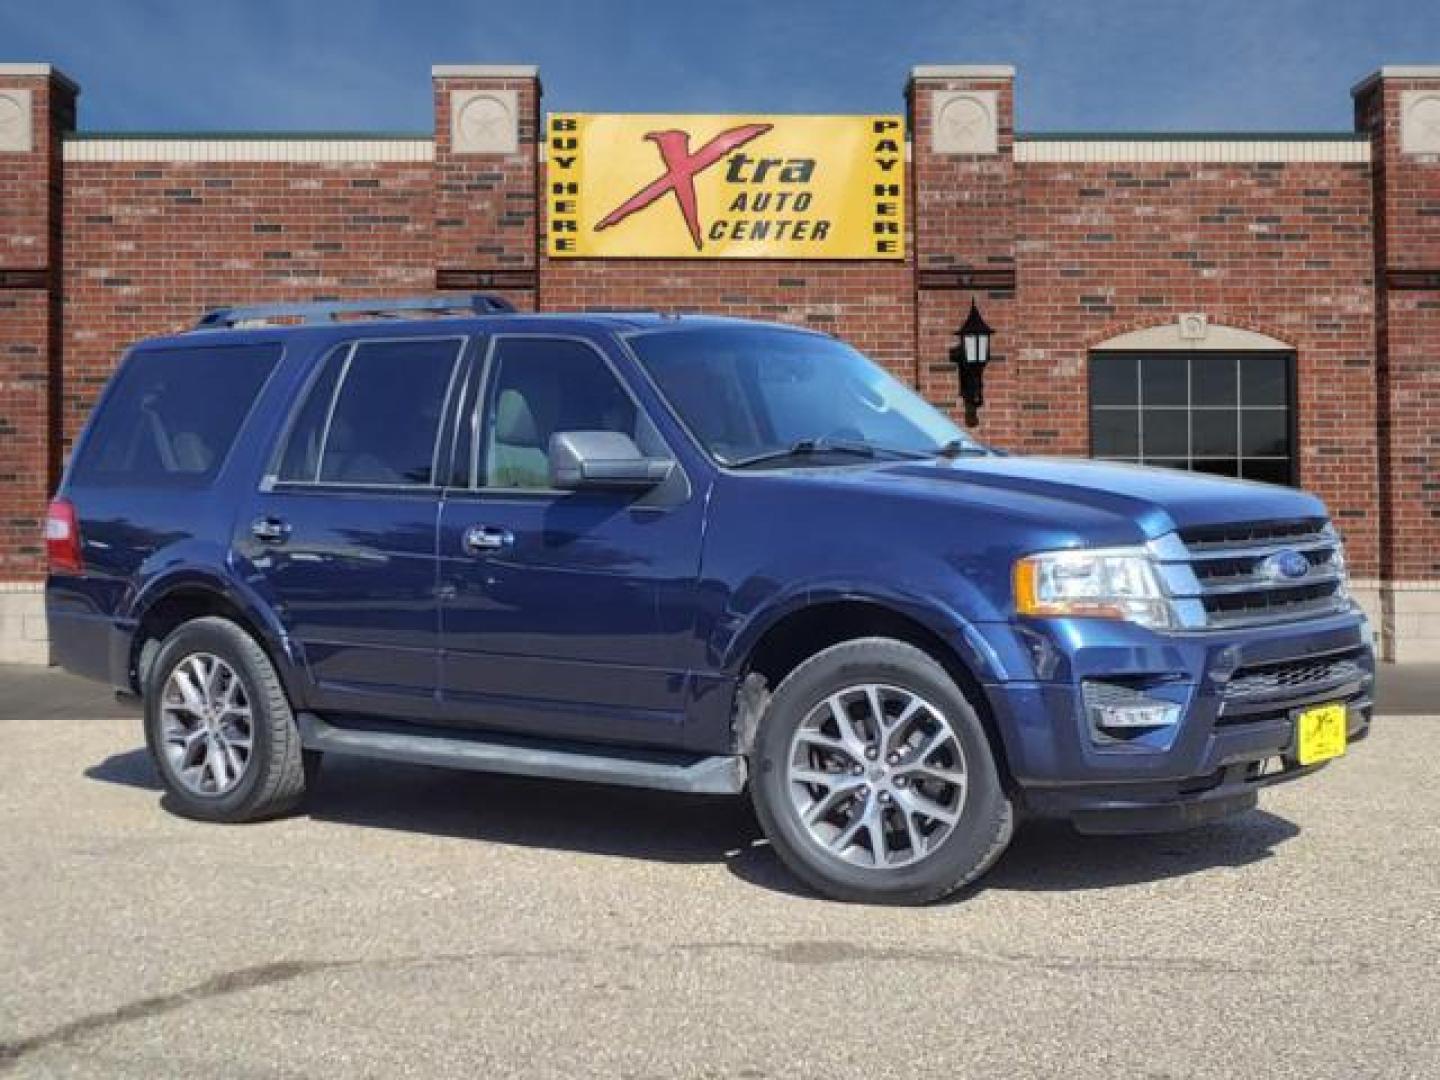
[1013,547,1174,630]
[1322,523,1351,600]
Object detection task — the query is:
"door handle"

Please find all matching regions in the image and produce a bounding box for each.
[251,516,291,544]
[462,525,513,555]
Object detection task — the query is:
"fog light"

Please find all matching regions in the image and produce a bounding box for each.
[1083,680,1182,735]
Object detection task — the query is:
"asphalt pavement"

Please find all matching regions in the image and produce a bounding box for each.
[1,663,1437,1078]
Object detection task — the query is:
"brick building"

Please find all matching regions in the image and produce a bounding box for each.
[1,62,1437,661]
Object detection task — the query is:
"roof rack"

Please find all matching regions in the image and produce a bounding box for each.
[194,294,516,329]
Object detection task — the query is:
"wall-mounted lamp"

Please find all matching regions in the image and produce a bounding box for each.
[949,300,994,427]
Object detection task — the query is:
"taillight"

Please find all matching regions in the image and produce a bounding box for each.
[45,498,84,574]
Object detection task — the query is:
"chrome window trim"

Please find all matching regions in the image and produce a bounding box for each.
[260,339,348,490]
[314,342,357,483]
[467,334,499,489]
[440,335,484,489]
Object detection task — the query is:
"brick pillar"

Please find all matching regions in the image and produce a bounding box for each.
[431,65,541,310]
[0,64,75,662]
[1354,66,1440,660]
[908,65,1018,440]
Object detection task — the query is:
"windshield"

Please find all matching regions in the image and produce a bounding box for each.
[629,326,983,467]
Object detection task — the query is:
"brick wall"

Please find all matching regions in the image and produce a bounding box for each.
[540,259,916,378]
[1009,157,1378,570]
[906,71,1379,577]
[1356,73,1440,581]
[911,69,1018,422]
[0,68,73,584]
[61,157,437,451]
[1355,70,1440,657]
[432,68,540,304]
[1,60,1437,659]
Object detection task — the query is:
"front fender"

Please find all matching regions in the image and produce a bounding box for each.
[715,575,1014,686]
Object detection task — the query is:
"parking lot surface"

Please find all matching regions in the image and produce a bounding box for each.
[1,664,1437,1078]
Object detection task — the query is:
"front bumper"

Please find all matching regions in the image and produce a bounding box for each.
[1024,705,1370,833]
[976,607,1374,833]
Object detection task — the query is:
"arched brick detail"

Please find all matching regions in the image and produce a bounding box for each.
[1089,316,1297,352]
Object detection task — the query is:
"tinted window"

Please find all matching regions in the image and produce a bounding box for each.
[1089,351,1294,485]
[1139,355,1187,406]
[71,344,279,487]
[1089,353,1138,407]
[1191,355,1238,407]
[276,338,462,486]
[480,338,656,490]
[1090,409,1139,457]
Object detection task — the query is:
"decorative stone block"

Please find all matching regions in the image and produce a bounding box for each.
[0,87,33,153]
[450,88,519,155]
[1400,90,1440,155]
[931,90,998,155]
[1178,313,1208,340]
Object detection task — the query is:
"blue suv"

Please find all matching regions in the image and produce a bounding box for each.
[45,295,1374,904]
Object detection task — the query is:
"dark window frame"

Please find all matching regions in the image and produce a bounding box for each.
[1087,349,1298,486]
[263,335,468,493]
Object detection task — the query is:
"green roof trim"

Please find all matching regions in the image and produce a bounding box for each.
[1018,131,1369,142]
[66,130,432,141]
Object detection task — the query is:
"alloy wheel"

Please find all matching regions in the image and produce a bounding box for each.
[159,652,254,796]
[786,683,968,869]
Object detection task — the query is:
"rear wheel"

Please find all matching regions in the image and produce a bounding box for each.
[143,616,312,822]
[750,638,1013,904]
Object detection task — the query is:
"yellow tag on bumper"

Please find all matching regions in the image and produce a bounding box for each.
[1296,703,1348,766]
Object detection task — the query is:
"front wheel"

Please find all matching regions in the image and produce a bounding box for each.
[750,638,1014,905]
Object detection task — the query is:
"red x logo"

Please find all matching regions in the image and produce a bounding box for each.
[595,123,773,251]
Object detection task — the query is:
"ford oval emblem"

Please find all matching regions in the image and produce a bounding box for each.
[1261,549,1311,581]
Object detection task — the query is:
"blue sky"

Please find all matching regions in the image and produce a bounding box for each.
[3,0,1437,133]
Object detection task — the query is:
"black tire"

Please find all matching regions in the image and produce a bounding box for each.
[750,637,1014,905]
[143,616,311,823]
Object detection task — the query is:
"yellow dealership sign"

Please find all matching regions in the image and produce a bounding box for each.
[547,113,905,259]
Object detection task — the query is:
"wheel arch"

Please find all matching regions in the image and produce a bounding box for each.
[126,570,304,701]
[731,595,1015,791]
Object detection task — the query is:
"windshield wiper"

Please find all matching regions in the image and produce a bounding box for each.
[934,438,991,459]
[729,437,926,469]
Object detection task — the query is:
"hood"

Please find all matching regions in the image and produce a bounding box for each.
[778,455,1328,543]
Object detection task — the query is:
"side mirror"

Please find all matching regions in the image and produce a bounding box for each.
[548,431,674,491]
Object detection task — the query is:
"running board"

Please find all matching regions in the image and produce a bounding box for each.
[296,713,747,795]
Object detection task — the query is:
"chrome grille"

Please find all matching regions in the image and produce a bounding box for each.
[1151,518,1351,630]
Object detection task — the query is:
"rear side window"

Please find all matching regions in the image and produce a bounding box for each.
[275,338,464,487]
[71,344,280,488]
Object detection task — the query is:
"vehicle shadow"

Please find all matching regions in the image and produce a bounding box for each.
[86,748,763,865]
[723,812,1302,900]
[86,749,1300,899]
